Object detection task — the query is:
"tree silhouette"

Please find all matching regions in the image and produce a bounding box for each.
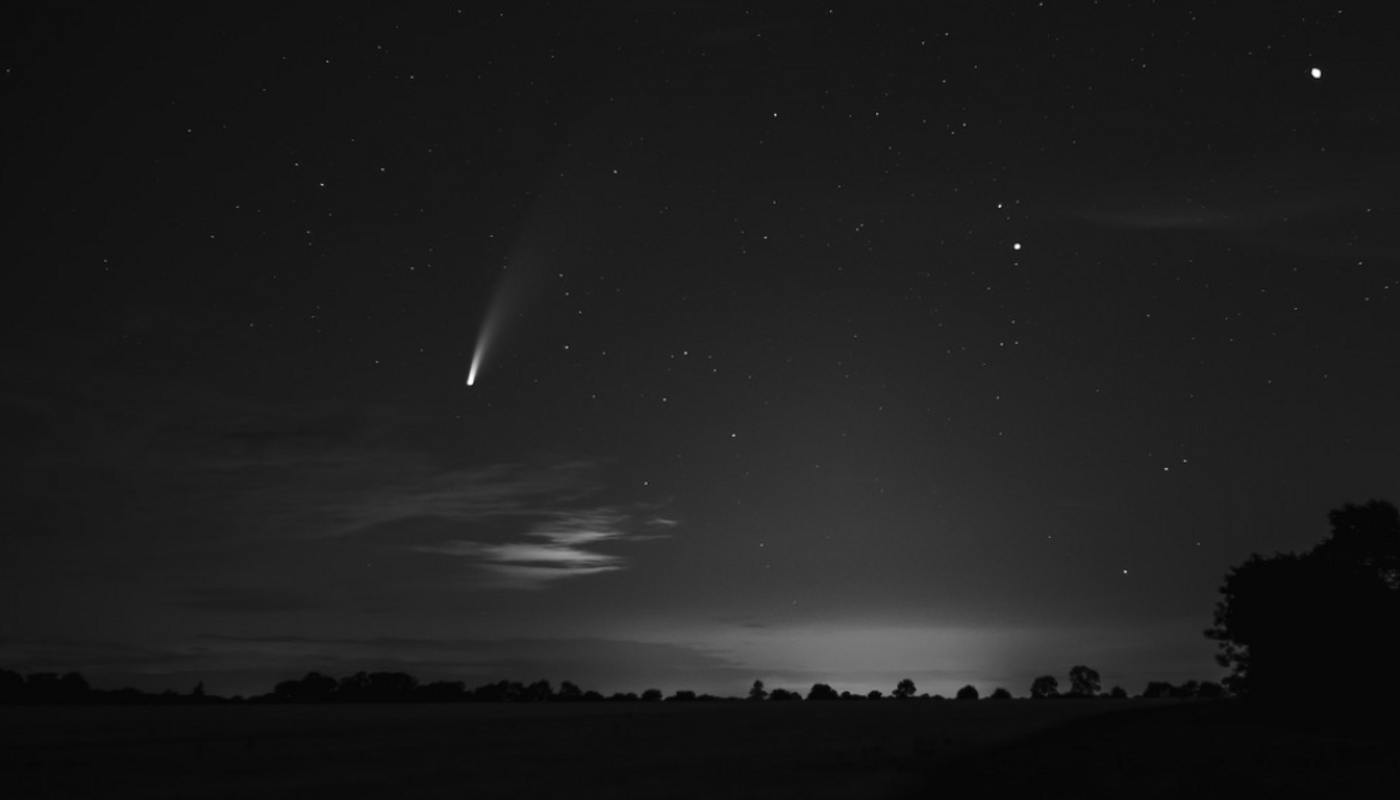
[1108,686,1128,699]
[556,681,583,701]
[806,683,839,701]
[1029,675,1059,699]
[989,687,1012,700]
[1141,681,1175,699]
[419,680,467,702]
[473,680,524,702]
[641,688,663,702]
[768,688,801,701]
[867,690,883,700]
[370,671,419,699]
[955,684,979,700]
[0,668,22,701]
[274,671,337,702]
[1196,680,1226,698]
[23,672,91,703]
[1206,500,1400,701]
[893,678,917,699]
[1068,665,1101,697]
[1171,680,1201,699]
[748,680,768,701]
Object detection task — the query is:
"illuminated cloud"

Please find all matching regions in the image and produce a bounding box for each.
[406,506,656,589]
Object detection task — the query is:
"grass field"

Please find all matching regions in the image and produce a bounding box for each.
[2,699,1394,798]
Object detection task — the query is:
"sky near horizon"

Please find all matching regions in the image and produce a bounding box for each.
[2,2,1397,698]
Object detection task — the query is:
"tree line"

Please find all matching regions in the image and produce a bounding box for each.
[0,665,1222,706]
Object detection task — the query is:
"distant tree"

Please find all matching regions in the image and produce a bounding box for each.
[609,692,639,702]
[368,671,419,700]
[472,680,524,702]
[61,672,91,698]
[768,688,801,701]
[956,685,979,700]
[1171,680,1201,699]
[1029,675,1060,699]
[1206,500,1400,702]
[23,672,91,703]
[418,680,467,702]
[641,688,663,702]
[1108,686,1128,699]
[522,679,554,702]
[303,672,339,700]
[582,690,604,701]
[666,690,697,702]
[0,668,23,701]
[337,671,372,699]
[1141,681,1175,699]
[1196,681,1226,698]
[556,681,583,701]
[893,678,917,699]
[807,683,839,701]
[1068,665,1101,697]
[989,687,1012,700]
[271,673,327,702]
[867,690,883,700]
[748,680,768,701]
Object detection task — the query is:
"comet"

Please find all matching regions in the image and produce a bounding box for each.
[465,257,525,387]
[465,300,500,387]
[466,344,483,386]
[464,197,556,387]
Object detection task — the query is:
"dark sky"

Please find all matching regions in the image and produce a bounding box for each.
[2,2,1397,698]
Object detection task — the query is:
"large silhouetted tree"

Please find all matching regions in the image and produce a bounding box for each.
[1068,665,1101,697]
[1205,500,1400,702]
[893,678,917,699]
[1029,675,1059,699]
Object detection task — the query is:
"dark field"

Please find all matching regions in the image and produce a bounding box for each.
[2,700,1396,799]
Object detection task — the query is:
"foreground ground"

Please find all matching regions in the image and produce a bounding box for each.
[913,699,1400,799]
[1,699,1395,798]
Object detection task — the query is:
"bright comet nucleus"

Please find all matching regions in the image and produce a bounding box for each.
[466,347,481,386]
[466,325,491,386]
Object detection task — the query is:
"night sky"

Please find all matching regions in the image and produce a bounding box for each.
[3,2,1397,699]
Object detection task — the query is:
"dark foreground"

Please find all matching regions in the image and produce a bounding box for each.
[1,699,1395,798]
[916,699,1400,799]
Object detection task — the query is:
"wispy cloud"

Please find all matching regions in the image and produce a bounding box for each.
[400,505,666,589]
[0,370,676,594]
